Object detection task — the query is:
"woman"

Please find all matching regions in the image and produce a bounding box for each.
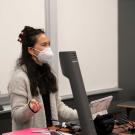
[8,26,78,131]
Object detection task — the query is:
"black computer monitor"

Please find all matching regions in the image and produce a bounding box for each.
[59,51,97,135]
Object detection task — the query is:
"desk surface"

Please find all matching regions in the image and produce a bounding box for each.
[3,125,134,135]
[113,122,135,135]
[117,101,135,109]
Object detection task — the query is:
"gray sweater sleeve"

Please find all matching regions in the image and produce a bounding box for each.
[8,74,34,123]
[56,92,78,121]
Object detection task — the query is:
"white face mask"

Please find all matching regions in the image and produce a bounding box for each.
[33,47,54,64]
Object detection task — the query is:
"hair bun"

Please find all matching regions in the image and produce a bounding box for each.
[18,32,23,43]
[17,26,44,44]
[17,26,34,43]
[22,26,35,34]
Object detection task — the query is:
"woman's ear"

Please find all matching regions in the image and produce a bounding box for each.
[28,47,35,56]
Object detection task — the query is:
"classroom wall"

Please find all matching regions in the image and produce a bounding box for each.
[0,0,118,97]
[0,0,45,94]
[64,0,135,119]
[57,0,118,97]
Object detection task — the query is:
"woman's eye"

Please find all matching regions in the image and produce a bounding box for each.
[41,44,47,47]
[41,42,50,46]
[42,45,46,47]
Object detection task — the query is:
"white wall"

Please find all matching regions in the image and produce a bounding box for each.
[57,0,118,96]
[0,0,118,97]
[0,0,45,94]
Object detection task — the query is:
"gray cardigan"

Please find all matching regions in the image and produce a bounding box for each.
[8,65,78,131]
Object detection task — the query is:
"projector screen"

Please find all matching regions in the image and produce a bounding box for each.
[0,0,45,94]
[57,0,118,97]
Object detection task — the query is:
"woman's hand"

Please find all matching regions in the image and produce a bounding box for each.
[29,99,42,113]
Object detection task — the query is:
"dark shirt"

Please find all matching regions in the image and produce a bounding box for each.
[42,93,52,127]
[36,64,52,127]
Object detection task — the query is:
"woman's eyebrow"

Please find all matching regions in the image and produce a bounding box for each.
[41,41,50,45]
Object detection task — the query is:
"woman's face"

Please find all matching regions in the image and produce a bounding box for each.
[28,33,50,57]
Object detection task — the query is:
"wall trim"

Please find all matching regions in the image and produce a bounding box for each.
[61,88,123,100]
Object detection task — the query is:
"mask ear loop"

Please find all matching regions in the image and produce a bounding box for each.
[32,48,41,53]
[30,48,40,61]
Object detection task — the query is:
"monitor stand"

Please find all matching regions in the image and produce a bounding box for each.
[59,51,97,135]
[0,105,3,111]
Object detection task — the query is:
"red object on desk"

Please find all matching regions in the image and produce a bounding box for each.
[3,128,50,135]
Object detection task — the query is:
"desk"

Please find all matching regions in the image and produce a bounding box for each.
[117,101,135,117]
[113,121,135,135]
[3,125,134,135]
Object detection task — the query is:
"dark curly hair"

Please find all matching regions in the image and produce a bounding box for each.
[17,26,58,96]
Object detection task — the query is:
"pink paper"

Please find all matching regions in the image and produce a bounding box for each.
[3,128,50,135]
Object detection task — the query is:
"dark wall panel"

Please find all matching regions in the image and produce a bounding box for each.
[118,0,135,101]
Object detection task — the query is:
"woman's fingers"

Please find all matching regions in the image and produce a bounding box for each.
[30,101,40,112]
[29,99,42,112]
[31,103,37,112]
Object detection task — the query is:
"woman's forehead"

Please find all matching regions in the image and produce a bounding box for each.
[37,34,49,43]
